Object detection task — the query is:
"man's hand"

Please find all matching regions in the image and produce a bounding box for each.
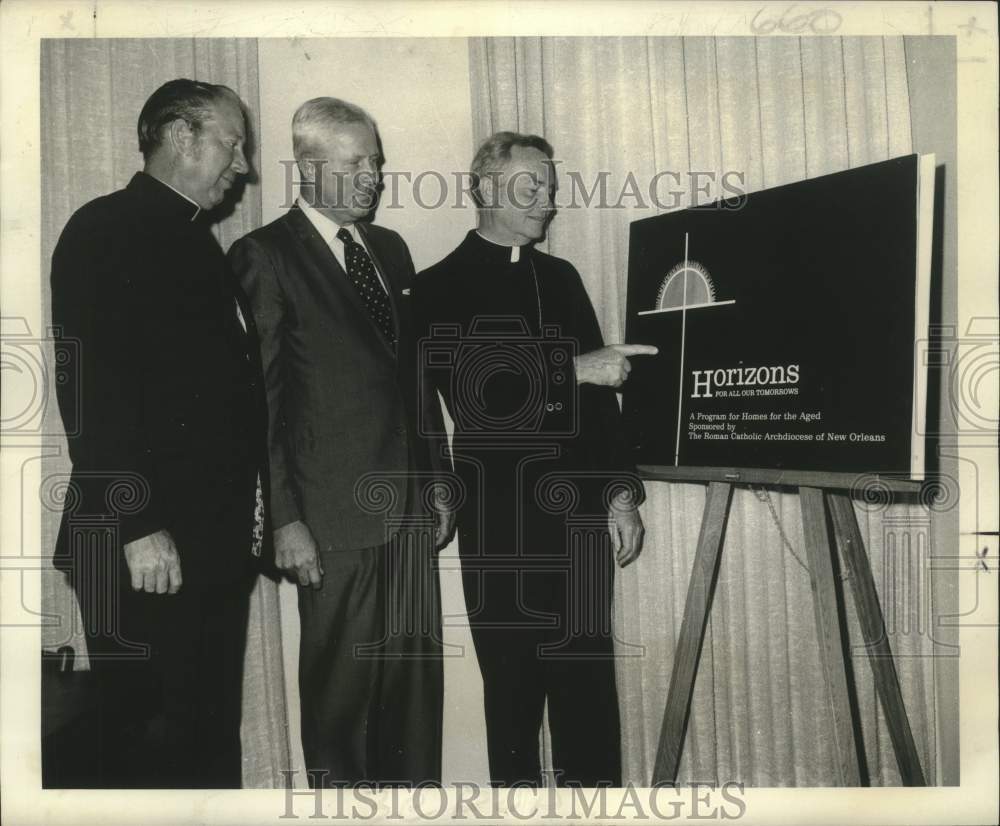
[124,530,183,594]
[430,482,457,550]
[574,344,659,388]
[274,520,324,588]
[433,509,457,550]
[608,493,645,568]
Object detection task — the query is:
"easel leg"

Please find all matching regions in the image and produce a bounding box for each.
[826,491,928,786]
[799,486,863,785]
[652,481,734,785]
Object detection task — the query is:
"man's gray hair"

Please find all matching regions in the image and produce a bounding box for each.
[470,131,554,207]
[292,97,376,161]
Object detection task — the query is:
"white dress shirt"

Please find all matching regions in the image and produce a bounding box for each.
[297,196,389,294]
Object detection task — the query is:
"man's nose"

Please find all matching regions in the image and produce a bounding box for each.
[355,165,378,190]
[231,145,249,175]
[358,160,378,186]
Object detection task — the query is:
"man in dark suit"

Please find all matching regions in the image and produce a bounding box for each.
[412,132,654,787]
[228,97,453,787]
[50,79,268,788]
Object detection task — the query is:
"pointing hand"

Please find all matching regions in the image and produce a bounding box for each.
[574,344,659,388]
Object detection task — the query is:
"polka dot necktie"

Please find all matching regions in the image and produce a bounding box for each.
[251,473,264,557]
[336,227,396,347]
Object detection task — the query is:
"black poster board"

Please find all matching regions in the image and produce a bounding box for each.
[622,154,933,480]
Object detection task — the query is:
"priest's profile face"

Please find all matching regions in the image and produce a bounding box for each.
[183,93,250,209]
[482,145,556,246]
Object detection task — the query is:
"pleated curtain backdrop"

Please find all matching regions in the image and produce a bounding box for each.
[469,36,941,786]
[39,38,288,788]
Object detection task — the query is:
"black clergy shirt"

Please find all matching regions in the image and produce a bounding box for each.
[412,229,642,509]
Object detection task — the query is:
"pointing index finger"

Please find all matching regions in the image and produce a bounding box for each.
[611,344,659,356]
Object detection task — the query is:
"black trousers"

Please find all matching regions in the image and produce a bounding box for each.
[456,454,622,787]
[296,529,443,787]
[70,548,254,788]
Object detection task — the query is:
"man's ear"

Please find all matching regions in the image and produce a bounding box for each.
[478,174,495,208]
[167,118,198,158]
[297,159,315,184]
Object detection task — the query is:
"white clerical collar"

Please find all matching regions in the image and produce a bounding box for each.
[298,196,359,243]
[476,230,521,262]
[156,177,201,221]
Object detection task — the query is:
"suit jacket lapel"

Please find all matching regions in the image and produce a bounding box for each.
[284,206,396,359]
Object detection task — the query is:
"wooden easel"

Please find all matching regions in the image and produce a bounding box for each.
[640,465,928,787]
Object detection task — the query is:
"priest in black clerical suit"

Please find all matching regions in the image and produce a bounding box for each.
[412,132,656,787]
[50,80,268,787]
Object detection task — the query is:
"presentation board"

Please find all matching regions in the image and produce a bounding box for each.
[622,154,935,480]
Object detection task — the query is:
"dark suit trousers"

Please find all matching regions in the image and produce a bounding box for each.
[457,453,622,787]
[70,548,254,788]
[297,529,443,787]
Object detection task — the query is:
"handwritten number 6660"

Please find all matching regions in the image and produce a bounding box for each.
[751,5,843,35]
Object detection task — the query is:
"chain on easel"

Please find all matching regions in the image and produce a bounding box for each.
[749,485,811,574]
